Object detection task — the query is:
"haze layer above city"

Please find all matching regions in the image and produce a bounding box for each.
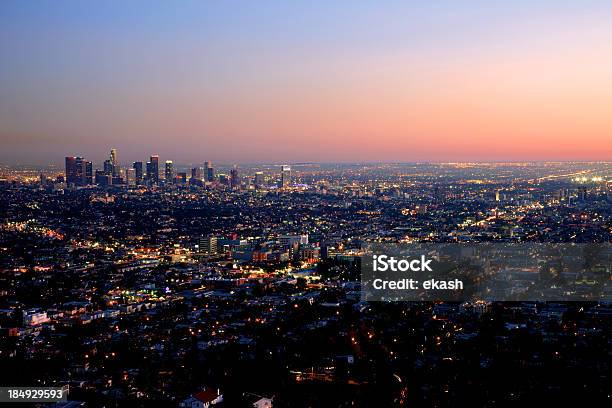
[1,1,612,165]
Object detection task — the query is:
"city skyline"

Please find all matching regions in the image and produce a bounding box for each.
[1,1,612,164]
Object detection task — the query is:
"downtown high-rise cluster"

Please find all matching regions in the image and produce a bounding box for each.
[65,148,290,189]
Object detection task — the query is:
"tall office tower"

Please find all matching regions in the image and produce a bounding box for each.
[74,156,86,185]
[133,161,143,184]
[109,148,119,177]
[146,161,153,182]
[84,160,93,185]
[147,155,159,183]
[165,160,174,183]
[281,165,291,188]
[190,167,203,185]
[151,155,159,182]
[65,156,78,184]
[254,171,265,188]
[103,159,113,175]
[230,166,240,189]
[199,236,217,255]
[205,161,214,182]
[126,168,136,186]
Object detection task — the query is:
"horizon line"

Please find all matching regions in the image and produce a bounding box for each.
[2,159,611,168]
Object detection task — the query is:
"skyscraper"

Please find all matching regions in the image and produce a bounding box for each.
[65,156,89,186]
[133,162,143,184]
[84,160,93,185]
[147,155,159,183]
[126,168,136,186]
[74,156,87,185]
[103,159,113,175]
[165,160,174,183]
[110,148,119,177]
[146,161,153,183]
[65,156,78,185]
[205,161,214,182]
[281,165,291,188]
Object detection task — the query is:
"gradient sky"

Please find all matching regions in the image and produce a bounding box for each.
[1,1,611,165]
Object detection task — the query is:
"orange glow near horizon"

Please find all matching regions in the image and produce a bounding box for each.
[0,2,611,163]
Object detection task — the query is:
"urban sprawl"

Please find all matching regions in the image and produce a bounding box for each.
[0,151,610,407]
